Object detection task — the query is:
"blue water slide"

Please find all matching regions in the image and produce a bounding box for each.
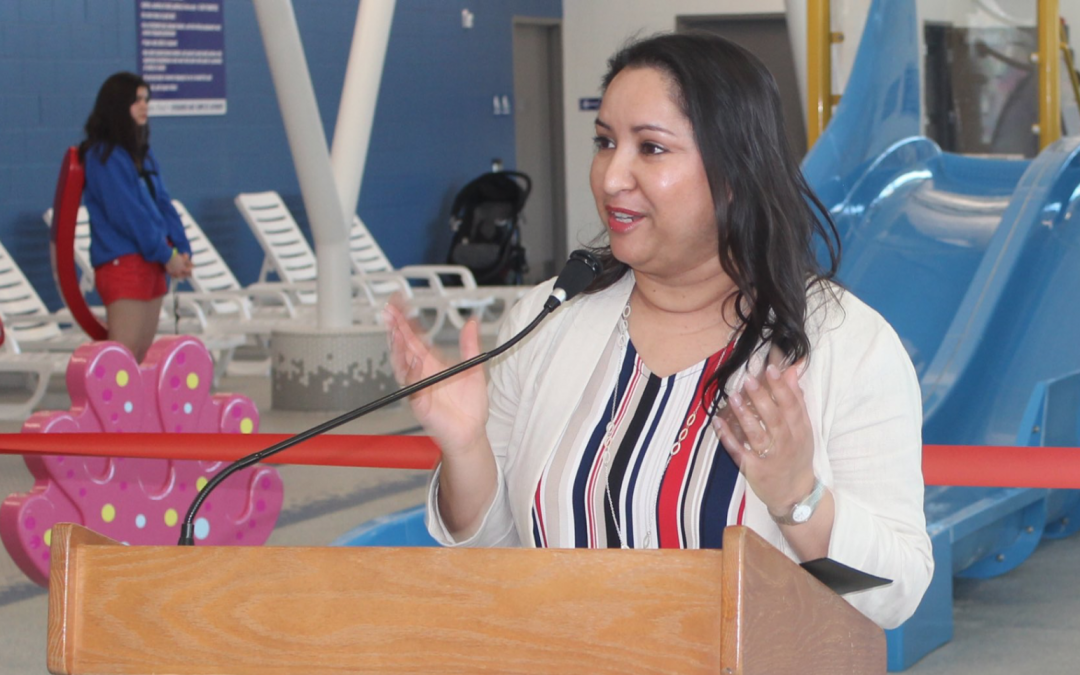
[802,0,923,211]
[803,0,1080,669]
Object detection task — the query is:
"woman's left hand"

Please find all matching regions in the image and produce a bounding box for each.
[165,251,191,279]
[713,348,817,515]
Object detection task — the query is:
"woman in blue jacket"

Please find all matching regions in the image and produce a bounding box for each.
[78,72,193,362]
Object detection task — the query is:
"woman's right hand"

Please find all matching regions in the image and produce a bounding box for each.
[383,302,490,457]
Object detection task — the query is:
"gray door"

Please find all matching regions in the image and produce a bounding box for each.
[513,20,566,282]
[678,15,808,158]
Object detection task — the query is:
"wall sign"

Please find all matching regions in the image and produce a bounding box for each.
[137,1,226,116]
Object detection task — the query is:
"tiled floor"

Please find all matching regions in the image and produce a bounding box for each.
[0,371,1077,673]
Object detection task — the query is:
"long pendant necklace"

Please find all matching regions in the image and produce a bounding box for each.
[601,302,682,549]
[601,302,634,548]
[600,302,738,549]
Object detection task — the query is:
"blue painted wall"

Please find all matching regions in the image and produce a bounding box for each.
[0,0,560,310]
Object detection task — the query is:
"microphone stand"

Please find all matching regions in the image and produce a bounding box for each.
[178,309,550,545]
[179,250,600,545]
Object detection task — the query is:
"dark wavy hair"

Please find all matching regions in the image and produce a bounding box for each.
[78,72,150,167]
[586,32,841,410]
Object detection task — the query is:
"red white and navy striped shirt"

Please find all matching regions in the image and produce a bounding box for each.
[531,327,743,549]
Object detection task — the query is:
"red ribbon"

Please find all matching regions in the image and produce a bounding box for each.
[2,434,1079,489]
[0,433,440,470]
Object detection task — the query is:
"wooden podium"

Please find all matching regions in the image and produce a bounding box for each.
[47,523,884,674]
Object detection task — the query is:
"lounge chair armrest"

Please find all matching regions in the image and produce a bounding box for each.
[183,288,300,319]
[166,295,210,327]
[170,291,254,320]
[247,282,316,315]
[351,272,414,302]
[399,264,479,290]
[2,314,77,328]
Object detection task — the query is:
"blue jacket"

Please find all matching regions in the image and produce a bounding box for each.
[82,144,191,268]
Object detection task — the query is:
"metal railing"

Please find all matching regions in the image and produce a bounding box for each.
[1037,0,1061,150]
[806,0,842,149]
[806,0,1067,151]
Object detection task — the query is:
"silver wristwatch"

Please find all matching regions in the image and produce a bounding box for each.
[770,478,826,526]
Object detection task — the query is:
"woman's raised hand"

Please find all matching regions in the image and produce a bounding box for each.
[383,302,490,457]
[713,347,818,515]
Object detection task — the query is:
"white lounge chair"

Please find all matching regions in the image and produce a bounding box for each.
[173,200,304,325]
[0,329,70,420]
[174,200,315,374]
[348,214,530,333]
[0,235,92,353]
[0,239,86,419]
[232,193,319,306]
[234,191,453,337]
[236,191,520,337]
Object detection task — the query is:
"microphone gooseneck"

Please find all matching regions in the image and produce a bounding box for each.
[179,249,602,545]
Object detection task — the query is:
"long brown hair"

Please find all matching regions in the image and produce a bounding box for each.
[78,72,150,168]
[586,33,842,410]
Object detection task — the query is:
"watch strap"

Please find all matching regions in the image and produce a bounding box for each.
[770,477,826,526]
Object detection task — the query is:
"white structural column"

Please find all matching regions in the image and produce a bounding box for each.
[252,0,352,329]
[331,0,397,222]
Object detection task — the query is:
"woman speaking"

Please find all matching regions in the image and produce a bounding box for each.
[384,33,932,629]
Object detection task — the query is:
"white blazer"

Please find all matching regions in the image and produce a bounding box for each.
[427,272,933,629]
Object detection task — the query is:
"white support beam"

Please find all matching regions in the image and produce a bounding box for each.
[252,0,352,329]
[331,0,397,225]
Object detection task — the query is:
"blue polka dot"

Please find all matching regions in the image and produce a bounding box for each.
[194,518,210,541]
[124,401,133,413]
[184,402,193,415]
[135,514,146,529]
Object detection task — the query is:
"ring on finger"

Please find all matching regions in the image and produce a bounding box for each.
[755,435,775,459]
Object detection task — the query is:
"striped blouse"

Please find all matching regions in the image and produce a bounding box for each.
[531,322,743,549]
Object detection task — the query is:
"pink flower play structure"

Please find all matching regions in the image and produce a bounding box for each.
[0,336,284,586]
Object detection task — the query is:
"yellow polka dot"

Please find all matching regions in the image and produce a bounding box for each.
[186,373,199,390]
[196,477,208,492]
[116,370,129,387]
[164,509,178,527]
[101,504,116,523]
[240,418,254,434]
[43,529,52,547]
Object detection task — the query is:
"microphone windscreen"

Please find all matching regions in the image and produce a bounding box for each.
[549,250,602,307]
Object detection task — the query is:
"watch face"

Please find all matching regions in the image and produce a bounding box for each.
[792,504,812,523]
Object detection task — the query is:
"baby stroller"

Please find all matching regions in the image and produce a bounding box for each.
[446,170,531,285]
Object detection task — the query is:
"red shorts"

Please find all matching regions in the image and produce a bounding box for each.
[95,254,168,305]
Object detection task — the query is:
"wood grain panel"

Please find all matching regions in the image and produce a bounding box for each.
[48,524,885,675]
[720,527,885,675]
[48,524,117,674]
[49,525,725,674]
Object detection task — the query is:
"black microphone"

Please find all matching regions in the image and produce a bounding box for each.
[544,249,603,312]
[178,249,602,545]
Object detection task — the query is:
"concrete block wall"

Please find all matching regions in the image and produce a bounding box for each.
[0,0,559,311]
